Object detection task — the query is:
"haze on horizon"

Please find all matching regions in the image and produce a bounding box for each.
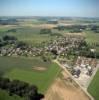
[0,0,98,17]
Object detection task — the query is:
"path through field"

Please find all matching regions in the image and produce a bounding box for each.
[43,60,91,100]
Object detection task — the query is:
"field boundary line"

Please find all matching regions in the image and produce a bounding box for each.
[54,60,94,100]
[43,62,62,99]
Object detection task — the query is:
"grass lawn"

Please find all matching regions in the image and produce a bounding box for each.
[88,70,99,100]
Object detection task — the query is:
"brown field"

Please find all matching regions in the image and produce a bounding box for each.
[63,32,85,36]
[0,25,17,29]
[21,24,57,29]
[32,67,47,71]
[43,70,90,100]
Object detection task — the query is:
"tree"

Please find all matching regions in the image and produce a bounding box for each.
[3,35,17,41]
[51,49,58,55]
[16,41,28,50]
[0,77,44,100]
[0,77,10,89]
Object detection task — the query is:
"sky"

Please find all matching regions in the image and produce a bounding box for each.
[0,0,98,17]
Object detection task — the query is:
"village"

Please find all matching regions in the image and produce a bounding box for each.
[0,0,99,99]
[0,33,98,95]
[0,34,88,58]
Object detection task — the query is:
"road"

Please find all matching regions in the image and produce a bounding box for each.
[53,60,94,100]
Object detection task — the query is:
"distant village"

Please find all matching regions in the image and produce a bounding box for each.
[0,34,92,59]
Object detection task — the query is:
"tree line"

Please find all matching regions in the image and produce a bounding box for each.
[0,77,44,100]
[0,35,28,49]
[0,19,18,25]
[54,25,86,32]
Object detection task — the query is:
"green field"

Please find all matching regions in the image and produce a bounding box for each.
[85,30,99,57]
[0,18,99,100]
[0,56,51,75]
[0,56,61,93]
[0,26,56,45]
[85,31,99,44]
[88,70,99,100]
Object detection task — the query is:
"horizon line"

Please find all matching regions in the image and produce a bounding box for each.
[0,16,99,18]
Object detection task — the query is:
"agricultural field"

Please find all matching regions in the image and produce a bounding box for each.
[0,0,99,98]
[85,31,99,44]
[88,70,99,100]
[0,56,50,75]
[0,17,99,100]
[0,25,57,45]
[85,30,99,58]
[0,56,61,93]
[44,70,90,100]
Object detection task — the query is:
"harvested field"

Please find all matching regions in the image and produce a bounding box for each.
[21,24,57,28]
[64,32,85,36]
[44,70,90,100]
[44,78,90,100]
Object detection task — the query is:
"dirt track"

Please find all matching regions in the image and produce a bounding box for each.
[43,69,90,100]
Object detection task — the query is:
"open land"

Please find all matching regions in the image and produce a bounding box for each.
[44,70,90,100]
[0,17,99,100]
[0,56,61,93]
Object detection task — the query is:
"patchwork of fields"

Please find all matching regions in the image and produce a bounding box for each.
[0,18,99,100]
[0,25,57,45]
[0,56,61,93]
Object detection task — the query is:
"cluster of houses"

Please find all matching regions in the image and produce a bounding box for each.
[72,56,97,77]
[45,36,85,55]
[0,36,86,58]
[0,46,43,57]
[59,56,97,87]
[71,56,97,87]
